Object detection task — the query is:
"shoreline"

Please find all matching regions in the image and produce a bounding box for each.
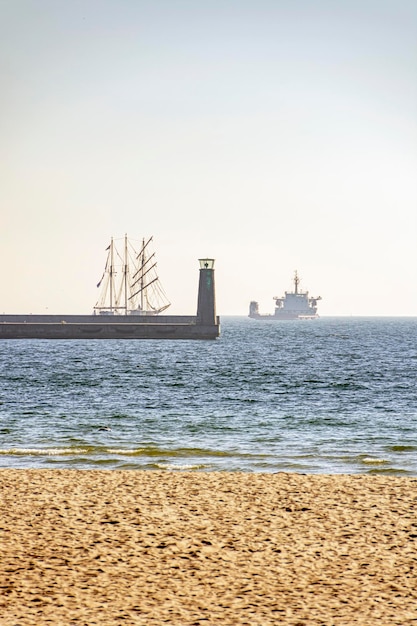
[1,470,417,624]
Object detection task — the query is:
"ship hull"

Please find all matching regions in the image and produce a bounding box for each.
[249,313,318,321]
[0,315,220,340]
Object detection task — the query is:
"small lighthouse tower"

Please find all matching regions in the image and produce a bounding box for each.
[197,259,217,326]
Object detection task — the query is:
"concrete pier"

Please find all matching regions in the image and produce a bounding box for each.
[0,260,220,340]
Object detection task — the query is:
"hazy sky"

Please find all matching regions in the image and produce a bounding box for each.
[1,0,416,315]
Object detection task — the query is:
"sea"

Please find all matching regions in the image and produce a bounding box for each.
[0,316,416,475]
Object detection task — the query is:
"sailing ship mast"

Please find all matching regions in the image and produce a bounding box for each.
[109,237,114,312]
[94,235,170,316]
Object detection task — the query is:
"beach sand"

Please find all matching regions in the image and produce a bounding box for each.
[1,470,417,625]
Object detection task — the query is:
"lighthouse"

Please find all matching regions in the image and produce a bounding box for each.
[196,259,217,326]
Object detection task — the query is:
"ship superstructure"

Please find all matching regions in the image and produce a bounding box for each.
[249,271,321,320]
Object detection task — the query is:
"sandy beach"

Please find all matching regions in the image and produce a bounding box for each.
[1,470,417,625]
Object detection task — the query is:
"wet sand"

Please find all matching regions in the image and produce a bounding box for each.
[1,470,417,625]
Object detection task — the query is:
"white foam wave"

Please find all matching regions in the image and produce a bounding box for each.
[155,463,206,470]
[107,449,138,455]
[362,457,387,464]
[0,448,86,456]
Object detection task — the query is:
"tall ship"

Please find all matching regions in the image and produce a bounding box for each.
[249,271,321,320]
[94,235,171,316]
[0,235,220,340]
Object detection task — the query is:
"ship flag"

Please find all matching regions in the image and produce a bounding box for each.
[96,272,105,288]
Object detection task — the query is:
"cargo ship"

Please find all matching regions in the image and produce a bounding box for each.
[0,236,220,340]
[249,271,321,320]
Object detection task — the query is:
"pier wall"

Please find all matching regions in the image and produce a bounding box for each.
[0,320,220,340]
[0,314,197,324]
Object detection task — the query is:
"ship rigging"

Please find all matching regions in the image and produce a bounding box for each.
[94,235,171,315]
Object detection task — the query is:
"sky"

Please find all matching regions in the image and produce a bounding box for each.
[1,0,416,316]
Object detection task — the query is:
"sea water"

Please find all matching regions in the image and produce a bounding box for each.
[0,317,416,474]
